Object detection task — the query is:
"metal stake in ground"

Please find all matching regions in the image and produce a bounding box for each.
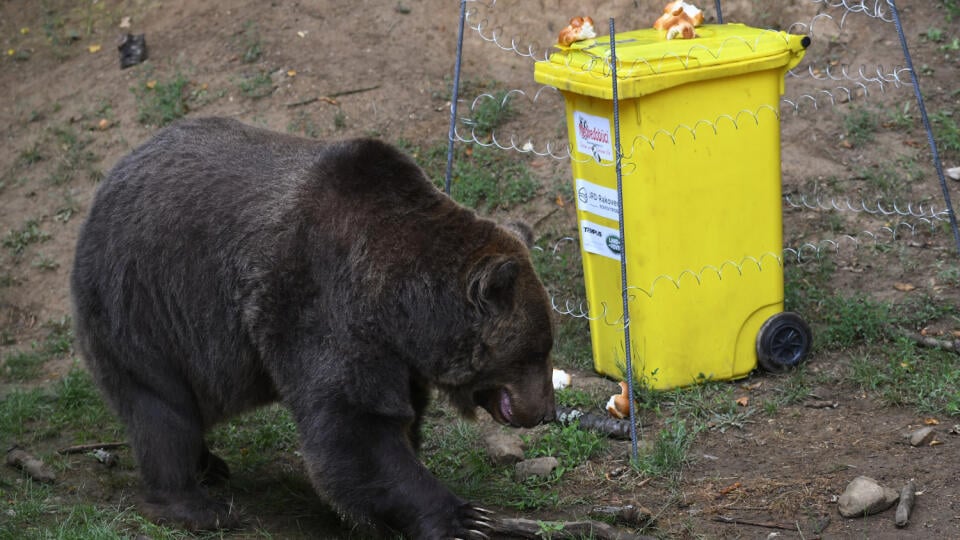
[888,0,960,254]
[608,17,639,463]
[714,0,724,24]
[444,0,468,196]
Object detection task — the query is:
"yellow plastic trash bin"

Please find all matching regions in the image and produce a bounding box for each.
[535,24,811,390]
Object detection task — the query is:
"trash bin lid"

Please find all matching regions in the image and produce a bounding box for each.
[535,23,809,99]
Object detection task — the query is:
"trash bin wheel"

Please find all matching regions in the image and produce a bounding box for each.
[756,312,812,373]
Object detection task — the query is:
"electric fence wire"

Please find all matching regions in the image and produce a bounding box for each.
[443,0,468,195]
[608,17,640,463]
[886,0,960,253]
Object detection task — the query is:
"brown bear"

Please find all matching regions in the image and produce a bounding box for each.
[70,117,556,539]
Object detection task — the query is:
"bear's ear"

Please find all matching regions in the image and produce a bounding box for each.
[468,256,519,314]
[503,221,535,249]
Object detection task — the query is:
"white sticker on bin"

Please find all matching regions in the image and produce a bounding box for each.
[573,111,613,162]
[580,219,622,261]
[575,178,620,222]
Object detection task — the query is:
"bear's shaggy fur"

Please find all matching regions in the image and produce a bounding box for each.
[71,117,556,539]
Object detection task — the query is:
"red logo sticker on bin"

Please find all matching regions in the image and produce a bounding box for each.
[574,111,613,162]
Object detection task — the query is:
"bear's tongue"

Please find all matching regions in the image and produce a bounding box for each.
[499,389,514,424]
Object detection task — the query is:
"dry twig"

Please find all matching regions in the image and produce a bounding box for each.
[58,441,128,455]
[490,517,653,540]
[285,85,381,108]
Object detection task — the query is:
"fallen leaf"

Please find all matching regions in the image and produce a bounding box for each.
[146,80,157,89]
[297,30,307,38]
[97,118,110,130]
[893,282,916,292]
[119,16,131,28]
[6,49,14,56]
[718,481,741,496]
[287,69,297,77]
[88,44,102,53]
[741,381,762,391]
[556,194,565,207]
[735,396,749,407]
[924,418,940,425]
[839,139,853,149]
[20,27,30,35]
[930,440,943,446]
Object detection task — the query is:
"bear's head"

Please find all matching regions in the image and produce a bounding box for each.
[443,229,556,429]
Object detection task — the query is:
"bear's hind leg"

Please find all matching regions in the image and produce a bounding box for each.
[120,385,241,530]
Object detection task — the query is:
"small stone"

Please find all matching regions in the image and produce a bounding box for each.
[946,166,960,181]
[909,426,937,447]
[515,456,559,481]
[838,476,899,517]
[483,430,525,465]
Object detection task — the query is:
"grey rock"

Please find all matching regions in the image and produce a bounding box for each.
[838,476,900,518]
[909,426,937,447]
[515,456,559,481]
[484,430,525,465]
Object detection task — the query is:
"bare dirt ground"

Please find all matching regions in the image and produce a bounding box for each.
[2,0,960,538]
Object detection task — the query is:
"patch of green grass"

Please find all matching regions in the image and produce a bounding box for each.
[48,125,100,185]
[555,388,597,410]
[333,108,347,130]
[0,479,57,539]
[239,21,263,64]
[3,350,48,381]
[921,27,946,42]
[17,365,121,446]
[132,71,192,127]
[0,361,121,446]
[842,106,878,147]
[238,71,274,99]
[422,419,498,499]
[55,192,82,223]
[931,110,960,154]
[0,387,48,440]
[287,110,322,138]
[0,477,190,539]
[401,141,538,212]
[19,143,45,165]
[851,338,960,415]
[526,421,606,467]
[886,102,915,131]
[634,417,697,479]
[2,219,51,259]
[207,405,299,473]
[784,263,892,350]
[941,37,960,51]
[943,0,960,21]
[815,293,890,349]
[934,260,960,287]
[421,417,569,511]
[462,90,515,138]
[892,292,960,331]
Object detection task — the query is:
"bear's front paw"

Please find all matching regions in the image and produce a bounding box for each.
[449,504,495,540]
